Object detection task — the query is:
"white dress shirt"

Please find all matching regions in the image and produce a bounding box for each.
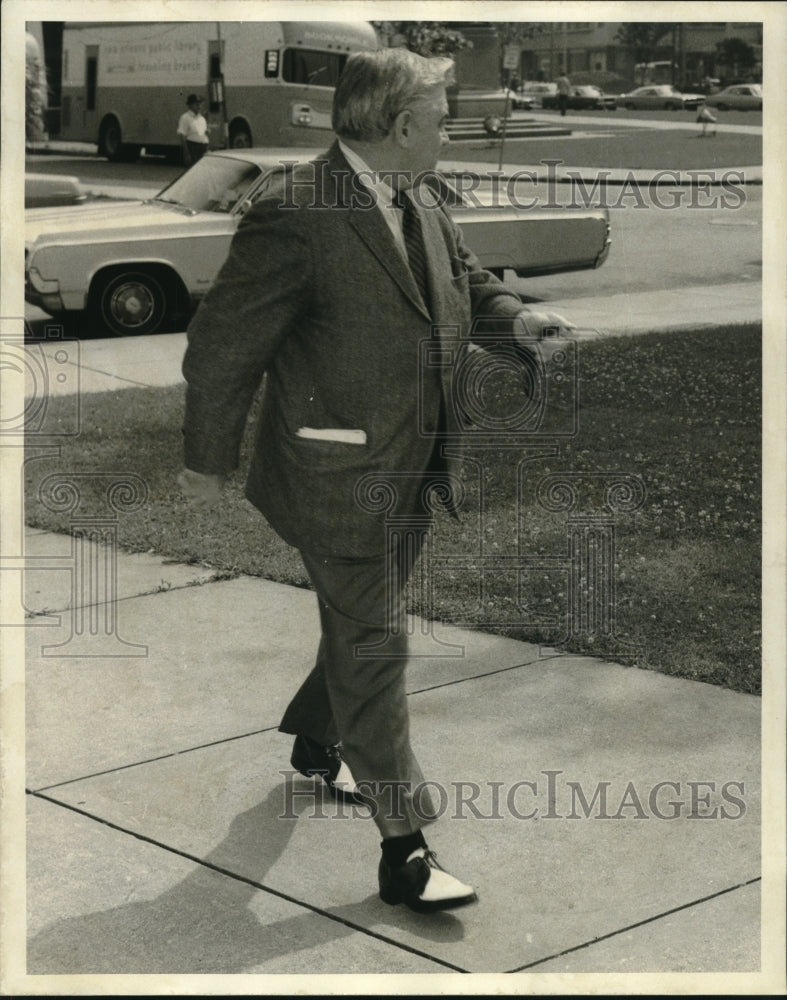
[338,140,408,258]
[177,109,209,144]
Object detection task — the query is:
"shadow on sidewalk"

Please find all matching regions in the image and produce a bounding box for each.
[28,780,465,974]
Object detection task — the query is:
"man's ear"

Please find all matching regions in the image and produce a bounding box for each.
[392,109,414,146]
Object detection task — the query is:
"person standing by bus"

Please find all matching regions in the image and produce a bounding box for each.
[177,94,209,165]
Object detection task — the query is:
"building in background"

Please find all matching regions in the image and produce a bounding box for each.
[492,21,762,92]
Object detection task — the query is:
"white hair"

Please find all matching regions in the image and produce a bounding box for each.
[332,48,454,142]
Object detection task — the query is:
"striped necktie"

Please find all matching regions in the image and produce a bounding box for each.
[395,189,430,311]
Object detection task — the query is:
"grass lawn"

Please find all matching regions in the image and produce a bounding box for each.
[25,324,761,694]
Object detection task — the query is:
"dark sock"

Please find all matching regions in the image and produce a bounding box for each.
[381,830,427,867]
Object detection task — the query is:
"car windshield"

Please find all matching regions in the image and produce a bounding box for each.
[154,155,262,213]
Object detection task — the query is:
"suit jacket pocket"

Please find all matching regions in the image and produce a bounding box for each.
[281,431,369,472]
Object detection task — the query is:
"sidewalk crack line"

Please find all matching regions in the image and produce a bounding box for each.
[27,790,469,973]
[506,877,761,971]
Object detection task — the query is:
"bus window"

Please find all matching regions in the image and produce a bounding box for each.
[86,52,98,110]
[282,49,347,87]
[208,52,222,112]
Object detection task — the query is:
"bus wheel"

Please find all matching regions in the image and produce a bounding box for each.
[99,116,124,160]
[229,124,253,148]
[92,269,169,336]
[98,118,140,162]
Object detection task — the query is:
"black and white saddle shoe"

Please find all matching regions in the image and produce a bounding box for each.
[378,848,478,913]
[290,734,365,805]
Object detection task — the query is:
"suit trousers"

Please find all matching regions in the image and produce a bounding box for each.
[278,528,439,837]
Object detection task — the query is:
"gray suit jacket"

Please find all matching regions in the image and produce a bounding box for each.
[182,142,526,556]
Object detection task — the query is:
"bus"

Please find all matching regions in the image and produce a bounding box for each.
[58,20,378,160]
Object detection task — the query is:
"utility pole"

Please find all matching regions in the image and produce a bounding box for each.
[216,22,228,149]
[679,23,686,88]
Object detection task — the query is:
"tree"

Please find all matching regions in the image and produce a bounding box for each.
[25,32,47,143]
[614,22,677,65]
[715,37,756,77]
[372,21,472,57]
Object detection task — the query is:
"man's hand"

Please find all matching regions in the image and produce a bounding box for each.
[514,309,576,341]
[177,468,224,507]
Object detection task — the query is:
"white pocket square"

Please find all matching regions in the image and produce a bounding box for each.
[296,427,367,445]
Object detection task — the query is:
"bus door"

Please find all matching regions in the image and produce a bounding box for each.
[83,44,99,131]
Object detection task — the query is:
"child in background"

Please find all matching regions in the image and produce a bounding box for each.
[696,101,718,137]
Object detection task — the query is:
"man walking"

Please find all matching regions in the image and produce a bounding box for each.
[179,48,572,913]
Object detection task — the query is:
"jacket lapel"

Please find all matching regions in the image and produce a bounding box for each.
[347,207,432,322]
[324,143,433,321]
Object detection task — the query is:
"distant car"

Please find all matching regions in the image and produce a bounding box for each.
[507,91,534,110]
[513,82,558,109]
[25,173,86,208]
[622,85,704,110]
[542,85,617,111]
[26,148,610,337]
[705,84,762,111]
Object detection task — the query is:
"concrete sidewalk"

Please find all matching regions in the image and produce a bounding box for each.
[12,294,769,988]
[20,527,761,979]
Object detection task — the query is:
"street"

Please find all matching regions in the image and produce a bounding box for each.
[23,108,762,335]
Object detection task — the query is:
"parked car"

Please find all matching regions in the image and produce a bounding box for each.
[542,85,617,111]
[26,149,610,337]
[705,84,762,111]
[513,82,558,109]
[621,85,704,110]
[507,91,534,110]
[25,173,86,208]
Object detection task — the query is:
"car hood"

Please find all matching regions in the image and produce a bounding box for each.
[25,199,232,245]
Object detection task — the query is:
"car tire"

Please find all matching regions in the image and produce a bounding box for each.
[624,101,635,110]
[92,269,169,336]
[229,124,253,148]
[717,103,729,111]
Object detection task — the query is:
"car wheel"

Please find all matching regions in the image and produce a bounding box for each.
[93,270,169,336]
[229,124,253,148]
[717,103,729,111]
[624,101,635,110]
